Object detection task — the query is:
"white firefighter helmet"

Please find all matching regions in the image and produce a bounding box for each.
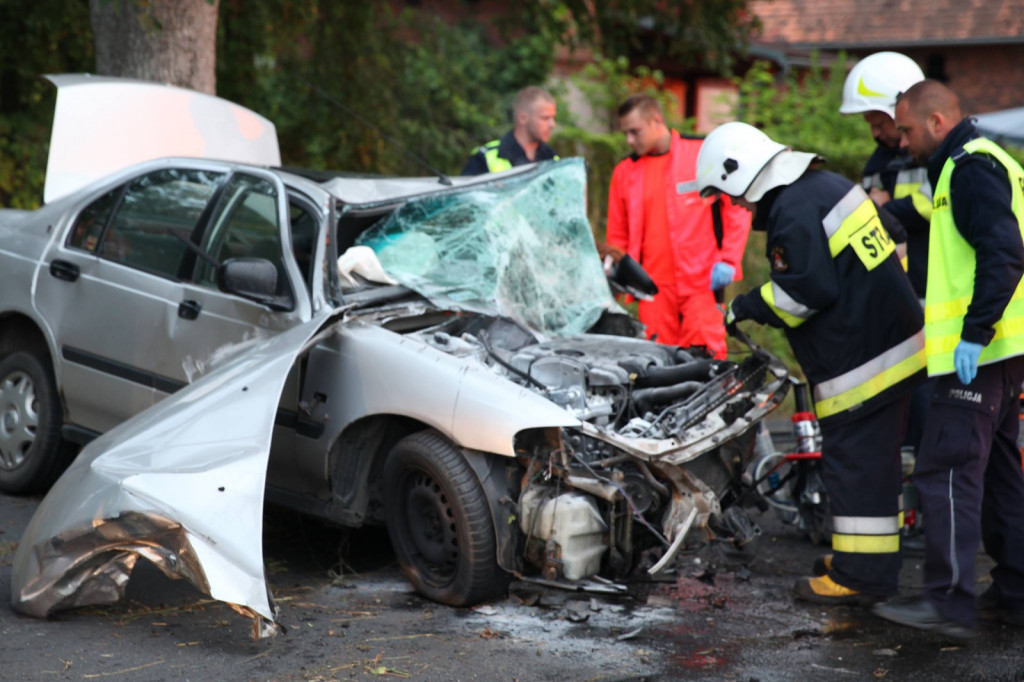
[839,52,925,118]
[697,122,817,201]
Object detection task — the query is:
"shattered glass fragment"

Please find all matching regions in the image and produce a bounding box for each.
[357,159,618,337]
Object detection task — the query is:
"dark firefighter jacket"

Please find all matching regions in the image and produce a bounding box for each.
[460,130,558,176]
[731,169,925,426]
[862,144,931,297]
[926,117,1024,347]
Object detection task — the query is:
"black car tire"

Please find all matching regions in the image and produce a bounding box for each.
[382,431,507,606]
[0,350,68,494]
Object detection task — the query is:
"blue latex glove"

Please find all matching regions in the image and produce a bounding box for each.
[710,262,735,291]
[953,340,983,385]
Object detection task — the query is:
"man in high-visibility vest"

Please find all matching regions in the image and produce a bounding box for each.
[696,122,925,605]
[461,86,558,175]
[873,80,1024,639]
[605,95,751,359]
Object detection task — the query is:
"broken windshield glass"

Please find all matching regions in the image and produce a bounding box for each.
[356,159,617,337]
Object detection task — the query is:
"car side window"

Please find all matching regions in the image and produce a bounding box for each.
[195,174,290,296]
[67,186,121,253]
[98,169,225,278]
[289,200,317,293]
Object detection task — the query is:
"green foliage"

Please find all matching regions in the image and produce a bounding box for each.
[550,56,690,235]
[0,0,93,208]
[217,3,553,176]
[736,54,874,181]
[517,0,758,72]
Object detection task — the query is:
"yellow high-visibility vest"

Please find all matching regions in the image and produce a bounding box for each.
[925,137,1024,376]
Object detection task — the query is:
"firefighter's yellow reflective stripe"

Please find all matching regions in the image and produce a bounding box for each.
[899,511,905,528]
[823,188,894,271]
[894,167,934,221]
[832,533,901,553]
[823,186,869,241]
[832,515,900,535]
[814,332,926,417]
[760,281,815,328]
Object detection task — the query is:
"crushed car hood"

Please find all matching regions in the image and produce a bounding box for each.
[11,313,337,637]
[43,74,280,204]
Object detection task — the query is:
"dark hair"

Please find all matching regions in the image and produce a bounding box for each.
[617,94,662,120]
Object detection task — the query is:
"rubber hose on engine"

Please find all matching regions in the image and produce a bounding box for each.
[632,381,703,415]
[633,359,716,387]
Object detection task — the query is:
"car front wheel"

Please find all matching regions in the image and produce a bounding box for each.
[0,350,67,494]
[382,431,508,606]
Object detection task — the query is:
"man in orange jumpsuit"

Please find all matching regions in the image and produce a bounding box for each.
[606,95,751,359]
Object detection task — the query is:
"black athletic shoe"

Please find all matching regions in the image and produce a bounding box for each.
[873,597,977,640]
[977,586,1024,627]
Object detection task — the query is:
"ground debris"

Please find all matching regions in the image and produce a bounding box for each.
[872,648,899,657]
[82,659,165,678]
[566,606,590,623]
[473,604,499,616]
[365,652,411,678]
[480,627,502,639]
[617,627,643,641]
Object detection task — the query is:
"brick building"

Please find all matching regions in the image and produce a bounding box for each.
[750,0,1024,115]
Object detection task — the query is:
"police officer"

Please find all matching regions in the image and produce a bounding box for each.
[873,80,1024,639]
[696,122,926,604]
[461,86,558,175]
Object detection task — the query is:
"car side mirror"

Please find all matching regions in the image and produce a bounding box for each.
[217,258,292,310]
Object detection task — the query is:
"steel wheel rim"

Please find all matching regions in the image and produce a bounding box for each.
[0,370,39,471]
[400,469,459,586]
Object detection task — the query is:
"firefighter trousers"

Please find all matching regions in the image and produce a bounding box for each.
[637,288,727,359]
[821,395,910,596]
[913,356,1024,627]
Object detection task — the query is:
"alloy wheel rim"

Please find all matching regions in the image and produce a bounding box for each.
[0,370,39,471]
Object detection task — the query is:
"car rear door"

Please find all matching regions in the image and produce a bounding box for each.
[34,164,229,433]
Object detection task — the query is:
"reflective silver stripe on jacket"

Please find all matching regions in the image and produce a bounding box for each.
[862,173,883,190]
[771,281,817,320]
[895,167,933,199]
[814,331,925,402]
[832,515,900,535]
[822,185,869,239]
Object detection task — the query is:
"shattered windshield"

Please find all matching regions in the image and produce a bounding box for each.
[355,158,617,336]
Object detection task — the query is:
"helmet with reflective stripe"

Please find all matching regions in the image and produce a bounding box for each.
[696,122,787,199]
[839,52,925,119]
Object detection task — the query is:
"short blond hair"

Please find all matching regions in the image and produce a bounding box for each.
[513,86,555,117]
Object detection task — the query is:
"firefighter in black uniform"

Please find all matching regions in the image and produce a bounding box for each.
[696,122,926,604]
[461,86,559,175]
[839,51,932,550]
[873,81,1024,639]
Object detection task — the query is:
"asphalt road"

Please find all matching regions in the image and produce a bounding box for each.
[1,489,1023,682]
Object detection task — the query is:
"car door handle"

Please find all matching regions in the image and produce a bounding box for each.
[178,299,202,320]
[49,260,80,282]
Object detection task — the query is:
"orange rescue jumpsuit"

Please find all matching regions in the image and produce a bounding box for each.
[606,132,751,359]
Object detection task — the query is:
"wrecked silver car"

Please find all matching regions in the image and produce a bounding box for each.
[5,76,788,632]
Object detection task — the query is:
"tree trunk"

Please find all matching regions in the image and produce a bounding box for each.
[90,0,220,95]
